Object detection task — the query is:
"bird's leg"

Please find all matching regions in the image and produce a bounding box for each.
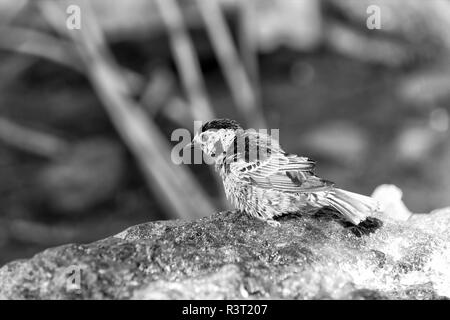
[266,219,281,227]
[228,209,245,216]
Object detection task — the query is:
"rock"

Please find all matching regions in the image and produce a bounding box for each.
[372,184,413,220]
[0,207,450,299]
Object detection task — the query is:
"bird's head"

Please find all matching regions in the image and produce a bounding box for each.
[189,119,242,159]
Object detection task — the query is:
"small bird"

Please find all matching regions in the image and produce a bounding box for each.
[189,118,380,227]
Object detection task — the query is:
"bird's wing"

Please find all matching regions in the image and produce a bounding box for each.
[226,131,333,193]
[247,153,333,193]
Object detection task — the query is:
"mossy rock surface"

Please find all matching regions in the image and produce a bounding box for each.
[1,208,449,299]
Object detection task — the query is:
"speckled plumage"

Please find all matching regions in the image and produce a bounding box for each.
[192,119,380,226]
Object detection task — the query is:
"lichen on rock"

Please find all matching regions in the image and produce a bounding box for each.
[0,205,449,299]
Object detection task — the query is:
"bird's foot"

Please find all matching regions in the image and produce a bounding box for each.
[266,219,281,227]
[231,209,243,215]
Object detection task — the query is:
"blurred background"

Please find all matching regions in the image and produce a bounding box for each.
[1,0,450,265]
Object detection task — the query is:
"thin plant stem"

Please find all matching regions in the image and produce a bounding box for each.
[195,0,266,129]
[38,0,216,219]
[155,0,214,122]
[0,116,69,158]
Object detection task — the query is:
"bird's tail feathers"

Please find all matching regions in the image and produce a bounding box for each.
[321,188,380,225]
